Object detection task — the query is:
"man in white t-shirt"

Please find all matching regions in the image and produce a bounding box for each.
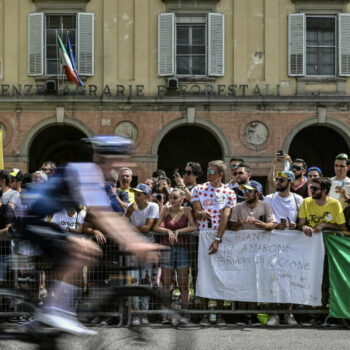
[264,170,303,230]
[125,183,159,327]
[192,160,236,326]
[50,207,86,232]
[329,153,350,209]
[263,170,303,327]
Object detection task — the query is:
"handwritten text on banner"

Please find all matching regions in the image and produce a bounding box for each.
[196,230,324,306]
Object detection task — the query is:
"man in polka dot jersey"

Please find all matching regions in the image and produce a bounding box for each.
[192,160,236,326]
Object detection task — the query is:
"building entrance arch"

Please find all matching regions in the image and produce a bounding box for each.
[28,125,93,173]
[157,125,223,183]
[288,124,350,177]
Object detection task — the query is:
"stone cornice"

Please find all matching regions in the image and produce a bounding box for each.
[33,0,89,3]
[0,95,349,103]
[291,0,350,2]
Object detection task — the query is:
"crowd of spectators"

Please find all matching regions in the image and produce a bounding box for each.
[0,152,349,327]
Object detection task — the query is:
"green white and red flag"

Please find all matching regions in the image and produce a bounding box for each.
[57,34,79,85]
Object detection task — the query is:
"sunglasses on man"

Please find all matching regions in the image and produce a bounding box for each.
[242,189,255,195]
[275,178,287,184]
[207,168,218,175]
[309,185,321,192]
[229,164,239,169]
[291,165,303,171]
[233,171,245,176]
[183,170,193,176]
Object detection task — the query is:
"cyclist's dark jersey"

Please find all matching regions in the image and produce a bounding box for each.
[19,163,110,266]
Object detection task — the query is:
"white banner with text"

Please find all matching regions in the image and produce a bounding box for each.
[196,230,324,306]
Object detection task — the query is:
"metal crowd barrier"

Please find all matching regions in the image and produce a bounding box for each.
[0,232,331,326]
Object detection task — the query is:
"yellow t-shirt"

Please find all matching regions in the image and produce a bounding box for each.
[118,188,135,203]
[298,197,345,228]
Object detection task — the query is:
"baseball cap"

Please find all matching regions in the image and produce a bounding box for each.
[239,180,263,193]
[276,170,295,181]
[10,169,23,179]
[131,183,151,196]
[307,166,322,175]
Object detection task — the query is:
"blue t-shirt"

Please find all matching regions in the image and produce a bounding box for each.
[104,183,129,212]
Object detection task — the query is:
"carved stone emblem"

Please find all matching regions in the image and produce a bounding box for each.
[245,121,269,146]
[114,121,138,141]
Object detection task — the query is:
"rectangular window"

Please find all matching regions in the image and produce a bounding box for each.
[158,13,224,77]
[176,23,206,75]
[46,14,76,75]
[306,16,336,76]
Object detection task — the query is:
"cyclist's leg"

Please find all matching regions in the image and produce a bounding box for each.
[22,220,101,335]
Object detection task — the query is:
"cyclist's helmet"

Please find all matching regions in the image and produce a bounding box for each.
[84,135,135,156]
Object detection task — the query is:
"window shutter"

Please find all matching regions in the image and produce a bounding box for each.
[28,13,44,76]
[77,12,94,76]
[339,13,350,76]
[288,13,306,76]
[208,13,224,77]
[208,13,225,77]
[158,13,175,76]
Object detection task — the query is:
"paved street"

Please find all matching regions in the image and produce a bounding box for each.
[1,325,350,350]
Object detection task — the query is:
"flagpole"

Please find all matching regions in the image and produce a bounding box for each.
[59,22,64,94]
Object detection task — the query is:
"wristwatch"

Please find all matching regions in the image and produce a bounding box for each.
[214,237,222,243]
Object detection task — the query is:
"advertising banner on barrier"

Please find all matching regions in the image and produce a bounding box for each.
[196,230,324,306]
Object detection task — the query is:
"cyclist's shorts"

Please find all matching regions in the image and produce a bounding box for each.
[21,218,69,268]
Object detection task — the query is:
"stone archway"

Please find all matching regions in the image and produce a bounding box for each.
[28,124,93,172]
[288,124,350,177]
[157,125,223,183]
[151,117,231,161]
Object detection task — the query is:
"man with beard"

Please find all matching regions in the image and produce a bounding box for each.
[263,170,303,326]
[290,159,308,198]
[226,158,244,190]
[231,163,263,204]
[264,170,303,231]
[298,177,346,312]
[298,177,345,236]
[328,153,350,209]
[229,181,276,231]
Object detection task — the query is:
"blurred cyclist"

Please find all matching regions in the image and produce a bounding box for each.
[20,135,161,336]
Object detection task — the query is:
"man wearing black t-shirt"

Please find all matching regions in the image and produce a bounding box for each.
[290,159,309,198]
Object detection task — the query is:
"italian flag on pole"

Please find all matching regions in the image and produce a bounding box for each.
[57,34,80,85]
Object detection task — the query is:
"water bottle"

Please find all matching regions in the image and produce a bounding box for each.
[209,300,216,323]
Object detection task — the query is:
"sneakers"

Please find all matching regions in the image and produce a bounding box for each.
[267,314,280,326]
[131,316,141,327]
[216,314,226,326]
[140,316,149,326]
[170,314,180,326]
[284,313,298,326]
[161,314,170,325]
[178,315,190,326]
[199,316,210,326]
[36,307,97,336]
